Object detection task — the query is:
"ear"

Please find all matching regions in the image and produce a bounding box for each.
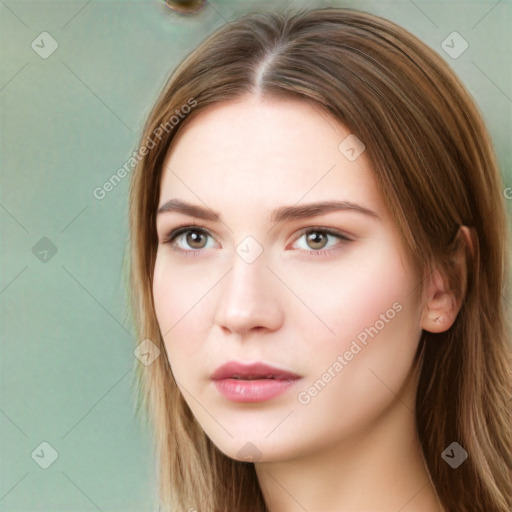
[420,226,473,334]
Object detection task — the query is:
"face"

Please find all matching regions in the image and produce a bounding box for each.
[152,94,425,463]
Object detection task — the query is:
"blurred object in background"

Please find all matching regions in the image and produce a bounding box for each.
[164,0,208,15]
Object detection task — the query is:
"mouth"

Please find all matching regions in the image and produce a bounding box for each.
[229,375,289,380]
[211,361,301,381]
[211,361,301,402]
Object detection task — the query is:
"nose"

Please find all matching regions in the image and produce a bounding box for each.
[213,255,284,337]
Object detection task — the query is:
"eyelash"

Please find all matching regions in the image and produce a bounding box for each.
[161,224,352,258]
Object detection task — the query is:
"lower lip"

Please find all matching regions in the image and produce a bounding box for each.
[213,378,299,402]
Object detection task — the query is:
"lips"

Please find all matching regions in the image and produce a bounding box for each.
[211,361,300,382]
[211,361,301,402]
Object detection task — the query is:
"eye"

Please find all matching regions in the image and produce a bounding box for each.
[292,228,351,252]
[163,226,216,252]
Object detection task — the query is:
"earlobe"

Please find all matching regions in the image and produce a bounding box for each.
[420,226,472,334]
[420,281,460,333]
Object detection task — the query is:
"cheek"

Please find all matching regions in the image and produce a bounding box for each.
[282,237,416,346]
[291,239,422,422]
[152,253,216,362]
[295,299,421,439]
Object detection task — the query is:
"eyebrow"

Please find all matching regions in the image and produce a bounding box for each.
[157,199,380,223]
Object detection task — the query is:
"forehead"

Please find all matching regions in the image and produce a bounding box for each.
[159,95,385,221]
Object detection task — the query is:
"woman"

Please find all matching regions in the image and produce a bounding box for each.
[127,7,511,511]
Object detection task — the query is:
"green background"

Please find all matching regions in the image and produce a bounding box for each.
[1,0,510,511]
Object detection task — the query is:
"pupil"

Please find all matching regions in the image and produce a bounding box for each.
[187,231,205,248]
[307,232,327,249]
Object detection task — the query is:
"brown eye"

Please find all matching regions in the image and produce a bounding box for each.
[164,227,215,252]
[292,228,351,254]
[305,231,329,250]
[185,230,208,249]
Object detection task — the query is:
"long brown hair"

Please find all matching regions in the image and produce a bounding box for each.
[126,7,512,511]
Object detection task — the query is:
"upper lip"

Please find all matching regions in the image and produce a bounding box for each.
[211,361,301,381]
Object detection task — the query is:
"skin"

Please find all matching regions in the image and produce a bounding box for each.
[152,94,462,511]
